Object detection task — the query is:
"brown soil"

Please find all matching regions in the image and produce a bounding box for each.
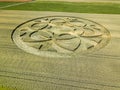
[0,0,32,2]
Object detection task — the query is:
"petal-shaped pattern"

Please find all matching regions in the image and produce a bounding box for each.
[30,31,53,41]
[54,38,81,51]
[56,33,76,40]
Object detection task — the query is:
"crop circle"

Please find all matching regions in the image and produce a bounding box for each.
[12,16,110,57]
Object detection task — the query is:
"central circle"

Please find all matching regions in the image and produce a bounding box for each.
[12,16,110,57]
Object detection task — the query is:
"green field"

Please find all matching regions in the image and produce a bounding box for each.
[0,1,120,14]
[0,2,18,7]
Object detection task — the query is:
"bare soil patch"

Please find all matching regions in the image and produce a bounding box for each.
[0,0,32,2]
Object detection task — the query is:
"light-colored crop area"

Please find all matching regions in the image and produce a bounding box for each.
[0,0,120,90]
[0,10,120,90]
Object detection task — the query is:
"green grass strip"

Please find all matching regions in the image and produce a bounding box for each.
[0,1,120,14]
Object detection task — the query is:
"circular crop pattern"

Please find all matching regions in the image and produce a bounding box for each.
[12,16,110,57]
